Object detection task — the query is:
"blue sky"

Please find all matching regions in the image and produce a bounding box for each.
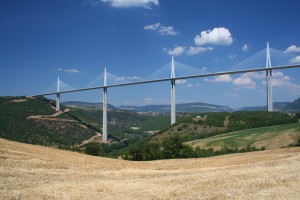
[1,0,300,108]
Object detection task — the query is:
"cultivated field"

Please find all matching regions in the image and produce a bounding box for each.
[0,138,299,200]
[187,123,300,150]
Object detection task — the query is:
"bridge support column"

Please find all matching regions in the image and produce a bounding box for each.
[56,76,60,112]
[266,42,273,112]
[171,57,176,125]
[102,68,108,142]
[103,87,108,142]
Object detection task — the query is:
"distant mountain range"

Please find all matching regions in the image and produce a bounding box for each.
[239,102,290,112]
[62,101,115,109]
[119,102,233,113]
[63,98,300,113]
[240,98,300,113]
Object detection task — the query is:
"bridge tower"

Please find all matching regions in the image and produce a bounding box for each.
[171,56,176,124]
[266,42,273,112]
[102,68,108,142]
[56,76,60,112]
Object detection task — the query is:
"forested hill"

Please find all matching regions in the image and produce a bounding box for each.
[283,98,300,112]
[0,96,96,146]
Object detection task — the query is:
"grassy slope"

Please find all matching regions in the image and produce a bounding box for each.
[0,97,95,146]
[0,138,299,200]
[187,123,300,150]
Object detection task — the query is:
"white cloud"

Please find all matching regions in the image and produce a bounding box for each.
[57,68,80,74]
[204,74,233,83]
[214,74,233,82]
[100,0,159,9]
[187,84,193,87]
[64,69,80,73]
[290,56,300,64]
[144,23,160,30]
[176,79,187,84]
[241,72,264,79]
[242,44,249,52]
[194,27,233,46]
[187,46,213,55]
[272,78,300,94]
[144,23,177,36]
[166,45,186,56]
[260,71,300,95]
[233,77,256,89]
[285,45,300,53]
[272,71,284,78]
[158,26,177,35]
[263,71,292,86]
[116,76,142,81]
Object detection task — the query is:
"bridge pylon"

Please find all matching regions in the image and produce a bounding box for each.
[102,68,108,142]
[266,42,273,112]
[171,56,176,125]
[56,76,60,112]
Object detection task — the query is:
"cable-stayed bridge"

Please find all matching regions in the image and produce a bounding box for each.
[33,43,300,142]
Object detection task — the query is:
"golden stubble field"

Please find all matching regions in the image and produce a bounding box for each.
[0,138,299,200]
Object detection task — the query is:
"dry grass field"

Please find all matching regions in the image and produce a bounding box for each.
[0,138,299,200]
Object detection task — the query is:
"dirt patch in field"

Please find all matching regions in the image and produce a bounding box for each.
[10,99,27,103]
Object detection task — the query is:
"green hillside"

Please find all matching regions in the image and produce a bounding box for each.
[1,96,300,160]
[187,123,300,150]
[0,96,171,146]
[0,96,95,146]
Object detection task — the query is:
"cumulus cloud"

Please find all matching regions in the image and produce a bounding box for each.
[290,56,300,64]
[194,27,233,46]
[204,74,233,83]
[285,45,300,53]
[176,79,187,84]
[144,23,177,35]
[263,71,292,87]
[233,77,256,89]
[158,26,177,35]
[214,74,233,82]
[64,69,80,73]
[241,72,264,79]
[116,76,142,81]
[57,68,81,74]
[264,73,300,94]
[272,71,284,78]
[165,45,186,56]
[144,23,160,30]
[242,44,249,52]
[231,72,275,89]
[99,0,159,9]
[187,46,213,55]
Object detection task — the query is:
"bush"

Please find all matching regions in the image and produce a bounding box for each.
[84,143,101,156]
